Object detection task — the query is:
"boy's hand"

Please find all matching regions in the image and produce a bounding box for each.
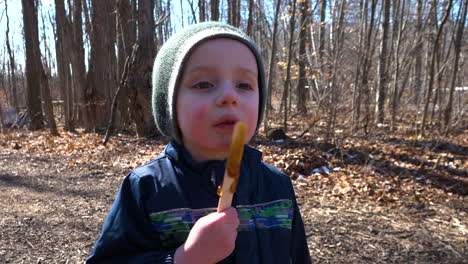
[174,207,239,264]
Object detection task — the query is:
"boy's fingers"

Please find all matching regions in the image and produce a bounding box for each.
[221,207,237,216]
[217,207,239,226]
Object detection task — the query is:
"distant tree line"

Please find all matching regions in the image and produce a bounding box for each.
[0,0,466,139]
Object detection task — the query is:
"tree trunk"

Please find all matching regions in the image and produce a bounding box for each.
[103,49,136,145]
[199,0,206,22]
[155,0,165,46]
[306,10,324,105]
[297,0,309,114]
[85,0,114,132]
[263,0,282,135]
[54,0,74,131]
[375,0,390,124]
[325,0,346,143]
[413,0,423,105]
[117,0,136,128]
[420,0,452,137]
[236,0,241,27]
[228,0,240,27]
[390,0,405,131]
[22,0,44,130]
[319,0,327,65]
[3,61,11,108]
[442,0,466,134]
[187,0,198,24]
[246,0,254,35]
[82,0,92,37]
[352,0,366,131]
[282,0,297,132]
[69,0,87,129]
[127,0,158,137]
[0,102,4,133]
[106,3,118,116]
[40,12,52,73]
[4,0,19,112]
[360,0,377,134]
[164,0,171,39]
[211,0,219,21]
[40,67,60,136]
[39,2,60,136]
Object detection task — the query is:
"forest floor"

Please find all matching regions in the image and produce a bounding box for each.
[0,118,466,263]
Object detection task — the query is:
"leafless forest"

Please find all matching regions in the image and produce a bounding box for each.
[0,0,466,136]
[0,0,466,263]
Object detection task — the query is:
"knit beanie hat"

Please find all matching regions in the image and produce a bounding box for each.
[152,22,266,143]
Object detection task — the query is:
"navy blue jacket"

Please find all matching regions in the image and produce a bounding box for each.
[87,141,312,263]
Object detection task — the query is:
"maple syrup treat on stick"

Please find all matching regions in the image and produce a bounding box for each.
[217,121,247,212]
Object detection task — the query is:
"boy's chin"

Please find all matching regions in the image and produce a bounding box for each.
[213,142,231,152]
[209,141,231,154]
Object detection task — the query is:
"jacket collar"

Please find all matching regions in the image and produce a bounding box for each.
[164,140,263,203]
[164,140,262,180]
[164,140,225,173]
[165,140,262,164]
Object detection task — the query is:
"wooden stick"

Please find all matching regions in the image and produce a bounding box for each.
[217,121,247,212]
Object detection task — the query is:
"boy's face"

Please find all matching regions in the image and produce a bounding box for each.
[176,38,259,161]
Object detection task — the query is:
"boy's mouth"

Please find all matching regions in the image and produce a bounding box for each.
[214,117,239,129]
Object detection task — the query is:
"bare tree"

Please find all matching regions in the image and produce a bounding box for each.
[69,0,87,129]
[263,0,282,134]
[211,0,220,21]
[54,0,73,131]
[318,0,327,65]
[199,0,206,22]
[4,0,19,112]
[84,0,115,131]
[82,0,92,37]
[246,0,254,35]
[297,0,310,114]
[106,2,118,110]
[420,0,452,137]
[40,66,60,136]
[351,0,365,131]
[442,0,467,134]
[126,0,158,137]
[22,0,44,130]
[228,0,241,27]
[390,0,406,131]
[117,0,137,127]
[39,3,60,136]
[0,102,4,133]
[282,0,297,132]
[325,0,347,143]
[187,0,198,23]
[9,0,466,140]
[353,0,377,134]
[375,0,390,124]
[412,0,424,105]
[103,47,136,145]
[40,11,53,73]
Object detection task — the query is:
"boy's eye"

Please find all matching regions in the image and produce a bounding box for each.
[192,81,213,89]
[238,83,253,90]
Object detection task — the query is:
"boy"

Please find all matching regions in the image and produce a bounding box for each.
[87,22,312,264]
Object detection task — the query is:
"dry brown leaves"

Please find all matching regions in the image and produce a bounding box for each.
[0,122,467,263]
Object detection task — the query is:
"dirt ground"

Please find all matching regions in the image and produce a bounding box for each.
[0,126,466,263]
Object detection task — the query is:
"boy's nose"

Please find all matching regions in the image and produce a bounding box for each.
[216,81,239,106]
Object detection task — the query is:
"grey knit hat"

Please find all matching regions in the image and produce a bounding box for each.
[152,22,266,143]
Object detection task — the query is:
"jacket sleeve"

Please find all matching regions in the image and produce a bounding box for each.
[87,172,177,264]
[290,191,313,264]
